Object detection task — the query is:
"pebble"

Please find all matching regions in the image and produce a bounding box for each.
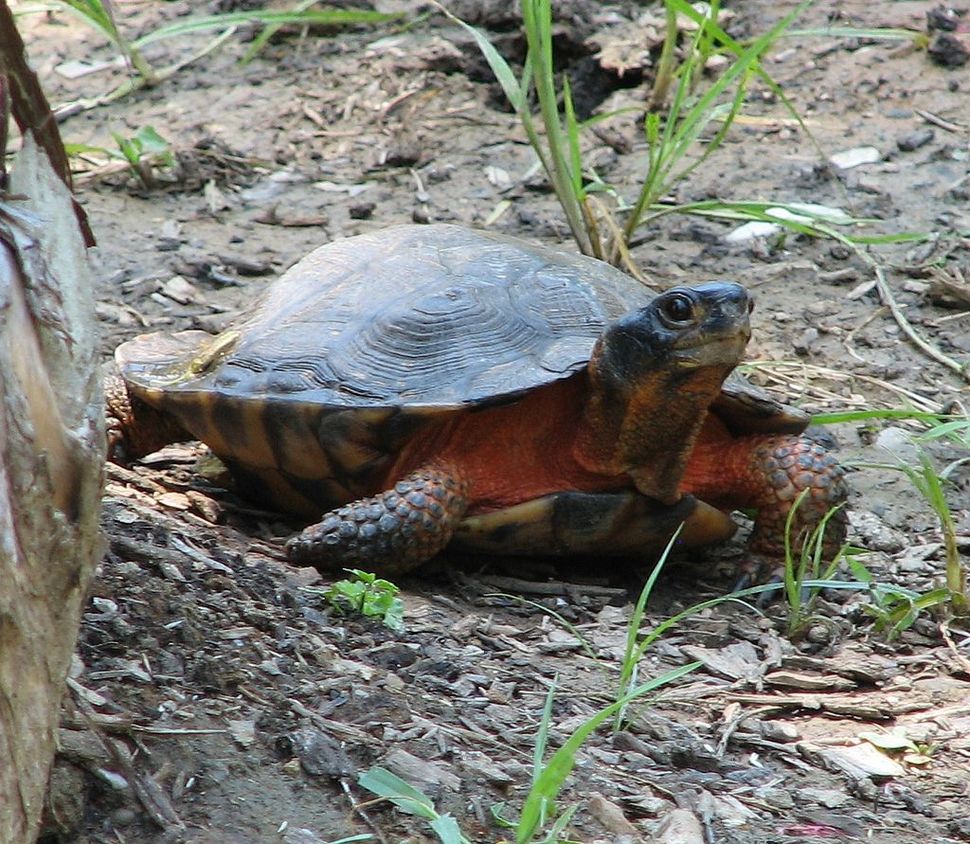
[830,146,881,169]
[723,220,780,243]
[800,787,849,808]
[849,511,907,553]
[874,426,920,463]
[793,327,819,355]
[897,128,935,152]
[760,720,800,742]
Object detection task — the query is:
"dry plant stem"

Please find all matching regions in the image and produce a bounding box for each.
[940,623,970,674]
[866,256,970,382]
[71,689,184,833]
[0,136,104,844]
[339,777,389,844]
[647,2,679,112]
[63,25,238,114]
[748,360,947,414]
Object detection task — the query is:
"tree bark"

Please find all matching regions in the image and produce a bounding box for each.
[0,136,104,842]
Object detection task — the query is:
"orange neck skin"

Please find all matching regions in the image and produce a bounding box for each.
[572,364,732,505]
[677,413,770,513]
[384,369,736,516]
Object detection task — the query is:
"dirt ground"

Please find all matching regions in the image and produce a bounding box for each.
[13,0,970,841]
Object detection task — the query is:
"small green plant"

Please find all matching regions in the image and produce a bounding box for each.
[65,125,175,189]
[781,494,850,637]
[357,767,470,844]
[816,410,970,631]
[51,0,158,84]
[448,0,816,265]
[359,663,698,843]
[323,569,405,631]
[612,529,786,729]
[851,568,951,639]
[448,0,939,277]
[23,1,400,104]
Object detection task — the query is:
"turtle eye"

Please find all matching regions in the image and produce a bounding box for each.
[659,292,695,326]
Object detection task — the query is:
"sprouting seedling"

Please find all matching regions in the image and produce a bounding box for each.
[322,568,405,631]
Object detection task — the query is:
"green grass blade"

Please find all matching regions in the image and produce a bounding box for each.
[614,525,682,729]
[562,76,584,199]
[532,679,556,793]
[132,9,398,49]
[430,814,472,844]
[357,767,436,819]
[516,663,700,843]
[441,8,525,111]
[786,26,920,41]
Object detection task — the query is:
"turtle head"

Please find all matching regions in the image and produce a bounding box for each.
[576,282,752,503]
[594,282,752,381]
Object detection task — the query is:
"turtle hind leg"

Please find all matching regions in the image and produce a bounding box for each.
[286,462,470,575]
[104,367,190,463]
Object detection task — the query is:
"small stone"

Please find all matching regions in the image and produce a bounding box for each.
[228,719,256,749]
[287,728,353,779]
[793,327,819,356]
[760,721,800,742]
[349,202,376,220]
[874,426,919,463]
[829,146,881,169]
[928,32,969,67]
[800,787,849,808]
[729,221,781,243]
[896,128,935,152]
[758,787,795,810]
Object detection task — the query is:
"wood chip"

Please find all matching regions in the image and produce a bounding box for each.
[798,740,905,779]
[764,671,856,692]
[650,807,704,844]
[383,748,460,792]
[588,792,638,837]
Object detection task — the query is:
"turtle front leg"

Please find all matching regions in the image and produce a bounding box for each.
[286,463,470,574]
[683,430,847,582]
[743,432,848,559]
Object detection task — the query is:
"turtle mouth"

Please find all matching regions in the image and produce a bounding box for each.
[669,329,751,368]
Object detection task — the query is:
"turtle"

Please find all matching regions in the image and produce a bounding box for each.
[106,223,847,576]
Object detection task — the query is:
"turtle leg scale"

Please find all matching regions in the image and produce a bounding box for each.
[733,433,848,590]
[747,433,848,556]
[287,463,469,574]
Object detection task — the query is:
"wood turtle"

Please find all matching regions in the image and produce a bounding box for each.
[106,224,847,575]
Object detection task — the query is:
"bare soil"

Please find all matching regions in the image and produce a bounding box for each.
[15,0,970,841]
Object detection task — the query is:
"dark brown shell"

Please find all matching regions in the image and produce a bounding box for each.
[120,224,646,410]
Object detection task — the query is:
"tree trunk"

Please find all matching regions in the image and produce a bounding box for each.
[0,135,104,842]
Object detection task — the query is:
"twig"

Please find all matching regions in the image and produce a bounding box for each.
[69,684,185,833]
[338,777,389,844]
[940,622,970,676]
[745,360,948,414]
[868,259,970,382]
[914,108,965,133]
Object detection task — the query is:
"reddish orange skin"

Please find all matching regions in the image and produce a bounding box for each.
[679,414,765,509]
[384,376,630,515]
[384,375,766,517]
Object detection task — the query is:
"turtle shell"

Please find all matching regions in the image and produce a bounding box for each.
[117,224,807,515]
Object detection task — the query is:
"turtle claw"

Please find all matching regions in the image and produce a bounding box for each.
[731,553,788,605]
